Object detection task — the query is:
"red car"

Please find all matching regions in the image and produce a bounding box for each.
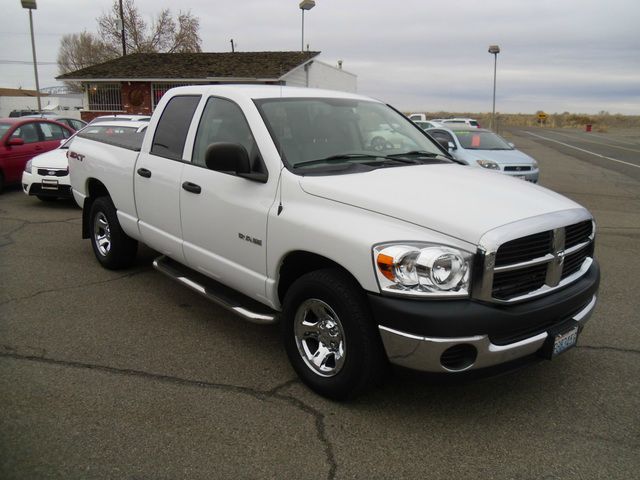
[0,117,74,193]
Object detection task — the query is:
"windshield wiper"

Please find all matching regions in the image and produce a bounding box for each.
[387,150,439,158]
[292,151,449,170]
[292,153,378,169]
[387,150,453,162]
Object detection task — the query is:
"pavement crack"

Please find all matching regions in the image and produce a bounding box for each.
[0,269,151,307]
[269,391,338,480]
[266,377,300,395]
[0,217,80,250]
[577,344,640,355]
[0,351,338,480]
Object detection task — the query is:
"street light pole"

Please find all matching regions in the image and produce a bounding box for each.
[299,0,315,52]
[21,0,41,112]
[488,45,500,131]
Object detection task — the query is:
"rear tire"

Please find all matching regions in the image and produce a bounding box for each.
[282,268,387,400]
[89,196,137,270]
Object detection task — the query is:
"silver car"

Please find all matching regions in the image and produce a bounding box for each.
[426,126,539,182]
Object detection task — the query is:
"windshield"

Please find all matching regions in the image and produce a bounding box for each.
[453,130,513,150]
[255,98,444,171]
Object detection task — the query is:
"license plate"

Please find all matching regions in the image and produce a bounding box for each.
[42,179,59,190]
[552,326,579,357]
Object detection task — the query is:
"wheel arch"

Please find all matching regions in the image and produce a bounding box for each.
[276,250,367,305]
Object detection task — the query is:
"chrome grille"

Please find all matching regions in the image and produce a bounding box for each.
[37,168,68,177]
[475,211,595,304]
[495,231,552,267]
[492,264,547,300]
[504,166,532,172]
[565,220,592,249]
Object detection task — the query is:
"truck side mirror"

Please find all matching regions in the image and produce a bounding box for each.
[447,141,456,151]
[205,142,251,175]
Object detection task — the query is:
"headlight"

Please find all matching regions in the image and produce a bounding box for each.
[24,159,33,174]
[476,159,500,170]
[373,243,472,297]
[531,159,538,169]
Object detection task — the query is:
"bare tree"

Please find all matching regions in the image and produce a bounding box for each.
[97,0,202,54]
[57,32,119,91]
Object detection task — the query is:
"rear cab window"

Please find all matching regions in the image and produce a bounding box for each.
[78,125,146,151]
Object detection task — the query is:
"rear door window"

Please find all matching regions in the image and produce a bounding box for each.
[38,122,69,140]
[151,95,201,160]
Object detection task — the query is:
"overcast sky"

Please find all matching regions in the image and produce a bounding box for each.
[2,0,639,114]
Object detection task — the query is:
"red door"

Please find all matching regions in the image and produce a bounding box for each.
[1,122,42,183]
[0,120,72,185]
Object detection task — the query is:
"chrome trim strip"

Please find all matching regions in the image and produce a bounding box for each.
[546,227,566,287]
[378,294,597,373]
[574,295,597,323]
[493,253,555,273]
[565,240,591,255]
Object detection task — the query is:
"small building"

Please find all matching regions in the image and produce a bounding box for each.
[0,87,83,118]
[56,51,357,122]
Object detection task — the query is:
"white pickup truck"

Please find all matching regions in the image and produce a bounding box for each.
[69,85,600,399]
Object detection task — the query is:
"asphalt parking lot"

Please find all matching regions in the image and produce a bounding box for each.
[1,127,639,479]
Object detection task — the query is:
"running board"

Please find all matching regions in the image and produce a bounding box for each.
[152,256,278,325]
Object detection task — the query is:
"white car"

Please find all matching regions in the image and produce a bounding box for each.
[439,118,481,128]
[426,126,539,182]
[22,121,148,201]
[88,114,151,124]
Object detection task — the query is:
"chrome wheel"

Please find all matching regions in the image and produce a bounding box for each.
[294,298,346,377]
[93,212,111,256]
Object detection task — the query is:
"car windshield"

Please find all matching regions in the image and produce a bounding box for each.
[255,97,444,171]
[454,130,513,150]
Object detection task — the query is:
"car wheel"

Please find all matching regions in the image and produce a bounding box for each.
[89,196,138,270]
[37,195,57,202]
[282,268,387,400]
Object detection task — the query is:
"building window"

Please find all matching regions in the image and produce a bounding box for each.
[87,83,122,111]
[151,83,193,110]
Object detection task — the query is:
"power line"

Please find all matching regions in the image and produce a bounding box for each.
[0,59,57,65]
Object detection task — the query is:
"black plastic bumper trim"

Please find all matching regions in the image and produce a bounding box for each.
[367,261,599,338]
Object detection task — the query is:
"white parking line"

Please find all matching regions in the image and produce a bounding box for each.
[541,130,640,153]
[524,131,640,169]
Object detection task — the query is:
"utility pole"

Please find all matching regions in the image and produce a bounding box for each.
[119,0,126,55]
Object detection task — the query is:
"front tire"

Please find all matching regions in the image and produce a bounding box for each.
[282,269,387,400]
[89,196,137,270]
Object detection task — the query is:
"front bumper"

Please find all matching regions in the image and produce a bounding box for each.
[502,168,539,183]
[22,170,72,198]
[370,261,599,373]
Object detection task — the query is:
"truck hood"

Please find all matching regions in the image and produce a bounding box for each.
[298,164,582,245]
